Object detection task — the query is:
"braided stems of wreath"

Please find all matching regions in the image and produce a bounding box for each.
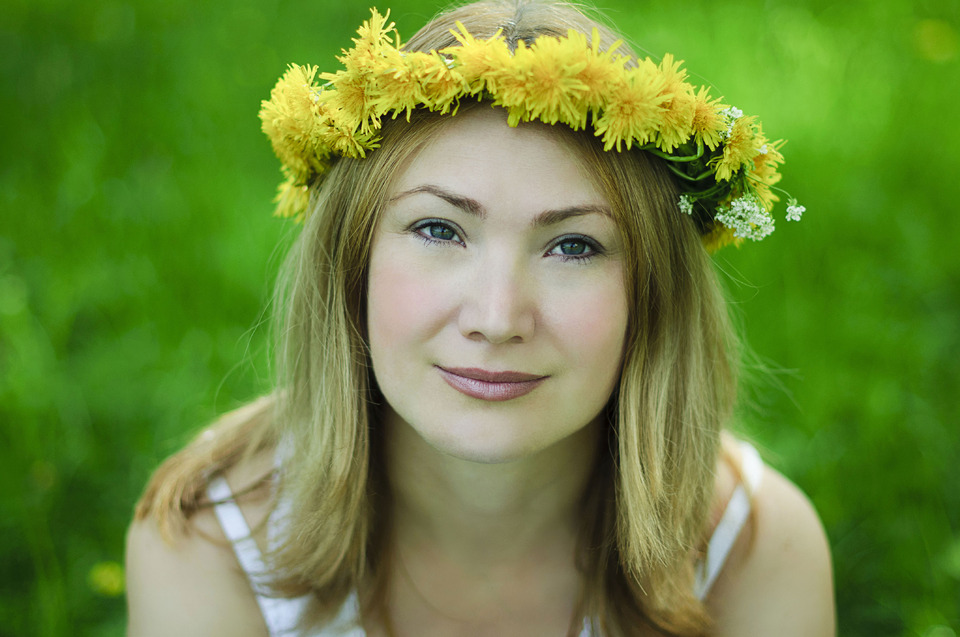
[259,9,804,252]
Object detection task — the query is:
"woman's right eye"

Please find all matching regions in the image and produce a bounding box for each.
[413,220,463,245]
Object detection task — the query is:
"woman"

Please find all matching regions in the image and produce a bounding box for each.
[126,1,835,635]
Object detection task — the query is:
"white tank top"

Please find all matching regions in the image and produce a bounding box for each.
[207,441,764,636]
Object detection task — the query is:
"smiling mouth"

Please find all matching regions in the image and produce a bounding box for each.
[436,366,548,401]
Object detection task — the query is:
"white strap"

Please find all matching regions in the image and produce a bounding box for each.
[321,592,366,637]
[208,477,266,579]
[693,441,764,600]
[737,441,763,494]
[207,477,310,636]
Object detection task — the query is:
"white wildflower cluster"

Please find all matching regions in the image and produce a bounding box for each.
[678,194,695,215]
[722,106,744,120]
[785,197,806,222]
[721,106,744,139]
[714,195,775,241]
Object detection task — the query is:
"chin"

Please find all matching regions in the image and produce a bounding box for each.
[415,410,597,466]
[382,401,603,469]
[421,425,547,465]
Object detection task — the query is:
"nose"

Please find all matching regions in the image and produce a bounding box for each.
[457,257,536,344]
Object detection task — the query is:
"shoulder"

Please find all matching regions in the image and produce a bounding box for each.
[705,445,836,636]
[127,416,279,637]
[126,510,270,636]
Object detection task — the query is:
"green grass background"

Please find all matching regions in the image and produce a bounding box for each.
[2,0,958,635]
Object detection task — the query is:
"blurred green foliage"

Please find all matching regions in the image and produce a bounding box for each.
[1,0,958,635]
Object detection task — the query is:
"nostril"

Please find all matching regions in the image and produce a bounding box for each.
[457,278,535,344]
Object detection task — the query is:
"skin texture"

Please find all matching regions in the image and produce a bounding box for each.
[126,109,836,636]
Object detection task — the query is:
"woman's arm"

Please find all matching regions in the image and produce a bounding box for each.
[706,465,836,636]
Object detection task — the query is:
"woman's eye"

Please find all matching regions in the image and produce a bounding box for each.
[413,220,463,245]
[427,224,456,241]
[558,240,588,255]
[547,236,601,261]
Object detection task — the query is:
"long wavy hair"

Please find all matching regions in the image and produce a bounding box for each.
[136,2,739,635]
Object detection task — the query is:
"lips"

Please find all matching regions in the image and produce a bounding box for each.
[436,366,547,401]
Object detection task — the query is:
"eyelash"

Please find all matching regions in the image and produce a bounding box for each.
[409,220,604,263]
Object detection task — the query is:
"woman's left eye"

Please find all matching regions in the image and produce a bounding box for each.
[547,236,602,261]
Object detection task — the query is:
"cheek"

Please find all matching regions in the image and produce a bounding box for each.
[550,275,629,366]
[366,243,451,357]
[549,278,629,412]
[368,261,414,355]
[575,311,626,357]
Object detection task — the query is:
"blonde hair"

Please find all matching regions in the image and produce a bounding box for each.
[137,2,738,635]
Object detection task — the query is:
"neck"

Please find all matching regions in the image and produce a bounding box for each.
[371,408,604,635]
[382,406,603,568]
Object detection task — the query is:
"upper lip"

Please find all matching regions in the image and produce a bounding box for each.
[438,366,547,383]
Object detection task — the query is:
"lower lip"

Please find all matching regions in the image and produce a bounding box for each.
[437,368,546,402]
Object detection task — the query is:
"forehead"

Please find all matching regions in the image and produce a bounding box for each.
[389,107,609,214]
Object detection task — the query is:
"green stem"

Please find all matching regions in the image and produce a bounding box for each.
[643,141,704,162]
[666,162,714,182]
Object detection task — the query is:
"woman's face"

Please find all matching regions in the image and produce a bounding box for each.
[367,107,629,464]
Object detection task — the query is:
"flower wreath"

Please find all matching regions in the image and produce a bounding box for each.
[259,8,805,251]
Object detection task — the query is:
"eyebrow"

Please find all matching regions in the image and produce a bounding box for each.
[389,184,612,227]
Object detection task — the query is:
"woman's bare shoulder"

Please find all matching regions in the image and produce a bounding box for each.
[126,413,278,637]
[707,445,836,636]
[126,509,270,636]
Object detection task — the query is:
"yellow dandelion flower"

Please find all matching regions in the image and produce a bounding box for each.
[749,136,785,209]
[319,108,377,157]
[749,134,784,183]
[519,32,591,128]
[654,54,696,152]
[691,86,727,151]
[485,39,534,125]
[321,69,381,136]
[712,114,759,181]
[575,28,627,113]
[370,48,425,120]
[336,46,375,79]
[259,64,329,179]
[274,172,311,221]
[367,41,408,81]
[328,12,403,110]
[593,59,667,151]
[658,53,687,85]
[416,51,466,113]
[350,8,396,58]
[656,90,696,152]
[483,35,591,127]
[332,9,398,92]
[751,182,777,212]
[702,224,740,253]
[445,25,512,94]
